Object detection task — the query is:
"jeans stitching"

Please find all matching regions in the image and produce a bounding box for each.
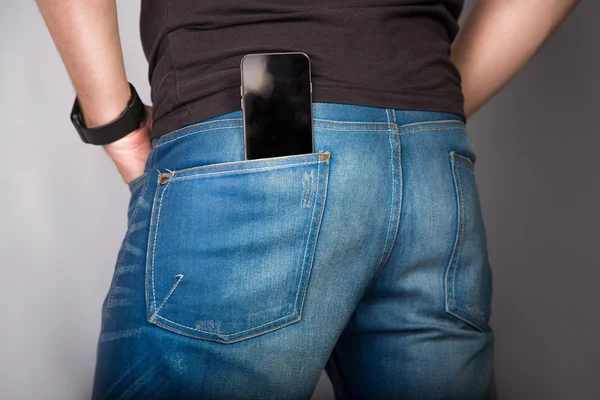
[147,157,330,340]
[292,158,322,313]
[386,110,403,267]
[151,316,302,343]
[154,308,299,336]
[149,182,324,337]
[156,123,393,149]
[454,160,486,324]
[374,109,394,276]
[401,125,467,136]
[453,152,474,164]
[445,151,485,332]
[398,119,465,131]
[154,115,461,148]
[457,163,475,175]
[150,273,184,321]
[455,154,476,172]
[145,172,159,320]
[105,149,155,318]
[314,126,390,133]
[170,160,324,182]
[154,116,454,149]
[313,118,390,127]
[362,112,403,294]
[156,116,391,143]
[445,151,461,318]
[452,155,466,312]
[455,304,487,318]
[297,157,329,315]
[150,175,172,314]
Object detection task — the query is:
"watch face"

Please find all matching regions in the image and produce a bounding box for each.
[71,98,91,143]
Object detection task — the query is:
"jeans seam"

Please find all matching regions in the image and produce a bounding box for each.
[297,157,329,316]
[151,316,302,344]
[313,118,390,127]
[314,126,390,133]
[153,112,461,147]
[445,151,486,332]
[374,109,394,275]
[363,110,402,294]
[399,120,465,135]
[170,160,323,182]
[104,150,155,318]
[153,310,299,336]
[154,114,457,149]
[149,176,171,313]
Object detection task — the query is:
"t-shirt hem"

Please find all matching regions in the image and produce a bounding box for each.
[150,84,465,140]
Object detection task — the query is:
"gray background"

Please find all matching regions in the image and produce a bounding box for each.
[0,1,597,399]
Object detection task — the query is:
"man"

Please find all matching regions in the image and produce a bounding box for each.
[36,1,581,399]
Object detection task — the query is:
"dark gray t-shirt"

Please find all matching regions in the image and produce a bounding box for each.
[140,0,465,140]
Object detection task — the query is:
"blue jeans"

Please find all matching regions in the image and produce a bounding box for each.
[92,103,496,400]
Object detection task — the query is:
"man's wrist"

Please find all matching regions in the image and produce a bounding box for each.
[101,105,151,151]
[78,81,131,128]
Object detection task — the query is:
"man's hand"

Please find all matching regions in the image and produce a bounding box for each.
[102,105,153,186]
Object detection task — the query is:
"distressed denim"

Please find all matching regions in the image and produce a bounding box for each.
[91,103,496,400]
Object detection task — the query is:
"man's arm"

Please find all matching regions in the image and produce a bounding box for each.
[452,0,582,118]
[36,0,151,185]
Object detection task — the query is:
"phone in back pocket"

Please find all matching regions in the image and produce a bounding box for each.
[240,52,314,160]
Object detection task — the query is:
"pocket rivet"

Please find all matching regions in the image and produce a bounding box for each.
[159,174,169,185]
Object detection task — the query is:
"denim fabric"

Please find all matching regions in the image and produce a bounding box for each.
[92,103,496,400]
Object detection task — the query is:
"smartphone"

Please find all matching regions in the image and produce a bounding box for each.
[240,52,313,160]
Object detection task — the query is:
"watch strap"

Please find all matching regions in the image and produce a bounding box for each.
[71,82,146,145]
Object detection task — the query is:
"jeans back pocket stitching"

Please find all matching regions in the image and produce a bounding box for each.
[296,157,326,313]
[170,159,324,182]
[149,273,184,322]
[149,175,172,314]
[145,153,331,342]
[150,157,328,339]
[450,153,467,312]
[445,150,488,332]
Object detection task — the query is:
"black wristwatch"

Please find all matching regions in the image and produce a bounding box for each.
[70,82,146,145]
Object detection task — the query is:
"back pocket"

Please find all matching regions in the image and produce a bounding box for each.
[146,151,331,343]
[445,150,493,332]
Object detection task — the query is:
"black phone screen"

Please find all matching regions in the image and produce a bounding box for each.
[241,52,313,160]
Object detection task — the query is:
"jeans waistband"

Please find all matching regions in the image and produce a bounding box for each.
[208,102,464,126]
[152,103,465,147]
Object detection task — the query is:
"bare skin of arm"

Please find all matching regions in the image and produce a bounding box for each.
[453,0,582,119]
[37,0,582,184]
[36,0,151,185]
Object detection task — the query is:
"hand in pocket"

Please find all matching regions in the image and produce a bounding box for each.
[102,105,153,185]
